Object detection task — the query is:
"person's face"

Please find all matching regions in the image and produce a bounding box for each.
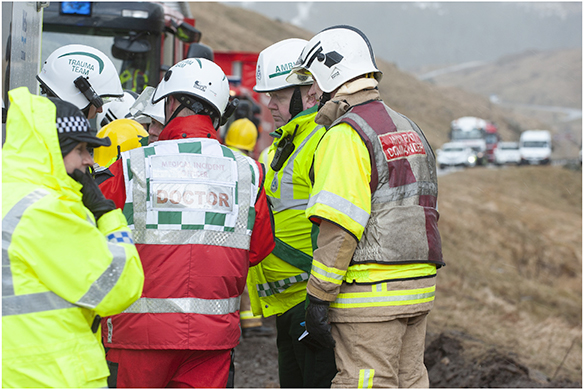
[307,82,325,108]
[86,104,103,120]
[148,120,164,144]
[266,88,295,128]
[63,142,94,174]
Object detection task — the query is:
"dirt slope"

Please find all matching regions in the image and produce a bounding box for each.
[189,2,550,151]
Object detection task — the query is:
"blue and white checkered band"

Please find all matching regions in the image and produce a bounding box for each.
[56,116,90,134]
[107,231,135,245]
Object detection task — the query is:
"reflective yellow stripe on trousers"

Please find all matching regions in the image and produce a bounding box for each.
[358,369,375,388]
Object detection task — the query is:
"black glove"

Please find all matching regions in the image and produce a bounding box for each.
[70,168,116,221]
[305,294,336,349]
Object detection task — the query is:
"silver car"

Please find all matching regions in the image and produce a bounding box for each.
[436,142,477,169]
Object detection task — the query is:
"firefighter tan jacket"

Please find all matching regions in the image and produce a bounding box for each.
[306,79,443,321]
[2,87,144,388]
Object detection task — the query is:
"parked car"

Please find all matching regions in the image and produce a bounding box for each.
[436,142,477,169]
[519,130,552,165]
[494,142,521,165]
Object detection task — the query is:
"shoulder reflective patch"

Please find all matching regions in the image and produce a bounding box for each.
[378,130,426,161]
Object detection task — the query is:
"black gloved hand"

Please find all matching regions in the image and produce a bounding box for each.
[70,168,116,221]
[305,294,336,349]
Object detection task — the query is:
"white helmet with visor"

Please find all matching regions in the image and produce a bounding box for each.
[287,25,382,93]
[254,38,313,93]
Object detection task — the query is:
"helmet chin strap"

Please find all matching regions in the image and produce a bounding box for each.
[288,86,304,119]
[317,92,332,111]
[163,98,187,129]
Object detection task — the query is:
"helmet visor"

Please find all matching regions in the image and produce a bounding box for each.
[285,68,313,86]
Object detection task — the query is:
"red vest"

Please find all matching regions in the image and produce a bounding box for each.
[335,101,444,267]
[101,116,274,350]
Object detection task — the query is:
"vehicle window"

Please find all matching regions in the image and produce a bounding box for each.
[522,141,548,148]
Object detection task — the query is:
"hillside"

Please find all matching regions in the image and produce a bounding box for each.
[186,3,583,387]
[189,2,551,151]
[423,48,582,110]
[233,165,582,387]
[419,48,582,160]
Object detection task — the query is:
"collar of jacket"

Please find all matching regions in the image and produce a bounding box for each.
[158,115,218,141]
[315,78,381,128]
[3,87,82,199]
[269,105,319,139]
[268,105,319,154]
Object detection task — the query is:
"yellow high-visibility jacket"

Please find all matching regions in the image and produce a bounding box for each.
[2,87,144,388]
[306,98,443,322]
[247,106,326,317]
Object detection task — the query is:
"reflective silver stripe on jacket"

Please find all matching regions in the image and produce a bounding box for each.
[2,189,78,316]
[372,181,438,205]
[307,190,370,229]
[75,243,127,309]
[128,145,253,249]
[3,188,131,316]
[255,272,309,297]
[122,296,241,315]
[268,125,323,213]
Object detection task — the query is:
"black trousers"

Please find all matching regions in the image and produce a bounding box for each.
[276,301,337,388]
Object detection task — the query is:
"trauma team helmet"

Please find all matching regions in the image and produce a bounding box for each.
[152,58,230,130]
[287,25,382,93]
[130,86,165,126]
[254,38,313,93]
[225,118,258,152]
[37,44,123,110]
[96,90,139,129]
[94,118,148,167]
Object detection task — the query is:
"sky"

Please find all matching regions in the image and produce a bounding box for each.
[226,2,582,70]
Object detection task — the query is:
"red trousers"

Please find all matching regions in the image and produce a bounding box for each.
[106,348,231,388]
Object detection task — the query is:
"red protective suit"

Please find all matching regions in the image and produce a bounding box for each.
[100,115,275,387]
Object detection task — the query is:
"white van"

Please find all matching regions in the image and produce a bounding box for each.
[519,130,552,165]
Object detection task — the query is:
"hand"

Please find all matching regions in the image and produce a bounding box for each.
[70,168,116,221]
[305,294,336,349]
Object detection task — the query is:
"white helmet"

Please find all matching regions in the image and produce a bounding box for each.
[130,86,166,125]
[254,38,313,93]
[152,58,230,129]
[37,44,123,110]
[287,25,382,93]
[96,90,139,129]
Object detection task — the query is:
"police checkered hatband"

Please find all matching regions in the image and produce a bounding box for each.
[56,116,90,134]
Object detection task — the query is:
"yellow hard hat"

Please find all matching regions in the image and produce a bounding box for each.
[94,118,148,167]
[225,118,258,152]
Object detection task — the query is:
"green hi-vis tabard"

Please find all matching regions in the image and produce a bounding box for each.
[121,138,260,248]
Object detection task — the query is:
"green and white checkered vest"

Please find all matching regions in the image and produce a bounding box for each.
[120,138,260,249]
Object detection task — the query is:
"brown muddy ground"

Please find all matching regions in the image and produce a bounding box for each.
[233,317,581,388]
